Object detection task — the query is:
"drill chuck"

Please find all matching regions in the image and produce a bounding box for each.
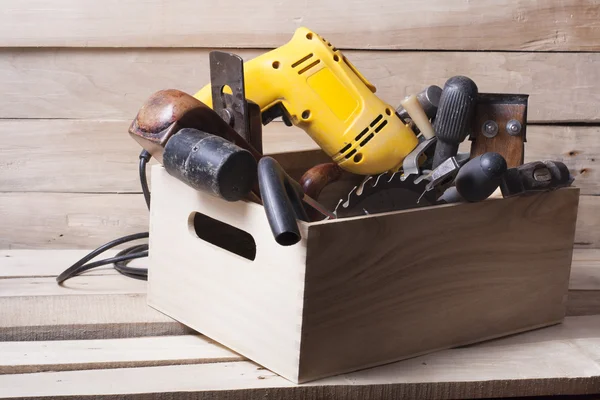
[432,76,478,169]
[163,128,257,201]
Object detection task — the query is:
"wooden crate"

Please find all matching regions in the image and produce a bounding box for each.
[147,160,580,383]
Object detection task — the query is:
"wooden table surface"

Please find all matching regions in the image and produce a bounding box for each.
[1,249,600,399]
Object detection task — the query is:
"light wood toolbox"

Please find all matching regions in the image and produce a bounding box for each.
[147,152,580,383]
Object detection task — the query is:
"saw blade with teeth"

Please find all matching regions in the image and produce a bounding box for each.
[333,171,436,218]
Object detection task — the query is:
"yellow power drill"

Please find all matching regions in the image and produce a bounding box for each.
[194,27,418,175]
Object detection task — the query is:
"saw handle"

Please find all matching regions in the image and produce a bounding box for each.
[258,157,309,246]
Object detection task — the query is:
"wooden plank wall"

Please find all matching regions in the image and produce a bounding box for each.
[1,0,599,249]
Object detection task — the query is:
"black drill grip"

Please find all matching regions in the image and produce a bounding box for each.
[432,76,478,169]
[258,157,309,246]
[163,128,257,201]
[454,152,507,202]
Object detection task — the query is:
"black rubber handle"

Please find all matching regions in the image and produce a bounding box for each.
[454,152,507,202]
[163,128,257,201]
[432,76,478,169]
[258,157,309,246]
[438,186,464,204]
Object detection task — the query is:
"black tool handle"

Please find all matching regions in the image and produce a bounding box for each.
[454,152,507,202]
[432,76,478,169]
[438,186,464,204]
[163,128,257,201]
[258,157,309,246]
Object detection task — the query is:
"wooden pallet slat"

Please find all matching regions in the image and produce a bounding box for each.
[0,316,599,399]
[0,335,243,375]
[0,0,598,50]
[1,50,600,122]
[0,294,190,341]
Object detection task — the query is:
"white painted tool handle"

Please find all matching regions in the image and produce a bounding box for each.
[401,94,435,139]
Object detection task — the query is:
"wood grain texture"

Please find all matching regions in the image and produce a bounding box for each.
[0,275,146,297]
[576,195,600,248]
[148,166,579,382]
[567,291,600,316]
[0,120,319,193]
[0,192,148,249]
[0,250,596,344]
[0,294,190,341]
[2,49,600,122]
[298,188,579,381]
[2,120,598,195]
[0,179,596,251]
[0,0,598,50]
[1,316,599,399]
[0,250,120,278]
[2,248,598,289]
[148,166,308,382]
[571,249,600,290]
[0,335,242,374]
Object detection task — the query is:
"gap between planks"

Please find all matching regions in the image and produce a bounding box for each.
[0,335,243,375]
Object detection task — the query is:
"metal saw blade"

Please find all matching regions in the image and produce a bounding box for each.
[333,172,435,218]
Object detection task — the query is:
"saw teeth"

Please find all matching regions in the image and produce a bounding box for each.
[356,176,373,196]
[342,186,358,208]
[372,173,386,187]
[333,198,344,217]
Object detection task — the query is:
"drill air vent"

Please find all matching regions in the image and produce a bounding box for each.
[337,114,385,157]
[291,53,321,75]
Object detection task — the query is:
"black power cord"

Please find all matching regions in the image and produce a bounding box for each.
[56,150,152,284]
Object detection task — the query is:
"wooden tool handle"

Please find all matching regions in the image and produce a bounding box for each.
[300,163,342,220]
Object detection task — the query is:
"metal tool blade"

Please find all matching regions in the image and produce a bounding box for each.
[333,172,435,218]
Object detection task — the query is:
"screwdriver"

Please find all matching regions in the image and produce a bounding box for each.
[438,152,507,203]
[432,76,479,169]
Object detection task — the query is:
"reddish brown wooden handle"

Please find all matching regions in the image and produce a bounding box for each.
[300,163,342,220]
[129,89,261,164]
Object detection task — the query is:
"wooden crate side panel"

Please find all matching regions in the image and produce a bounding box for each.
[147,166,306,382]
[299,188,579,382]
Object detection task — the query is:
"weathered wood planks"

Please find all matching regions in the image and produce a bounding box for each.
[1,49,600,122]
[0,335,242,374]
[1,316,599,399]
[1,121,597,194]
[0,0,598,50]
